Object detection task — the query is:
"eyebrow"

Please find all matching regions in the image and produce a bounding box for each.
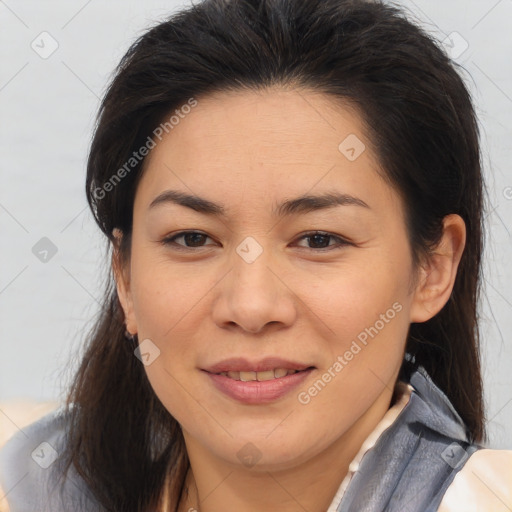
[148,189,370,217]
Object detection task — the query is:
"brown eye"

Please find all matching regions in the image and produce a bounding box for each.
[161,231,215,249]
[160,230,352,252]
[294,231,352,251]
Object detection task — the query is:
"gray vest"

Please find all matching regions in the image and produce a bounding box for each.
[0,361,481,511]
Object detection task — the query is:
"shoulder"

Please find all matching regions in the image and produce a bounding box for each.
[0,401,59,512]
[438,448,512,512]
[0,402,99,512]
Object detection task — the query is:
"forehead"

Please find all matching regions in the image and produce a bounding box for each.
[134,86,400,220]
[147,87,373,161]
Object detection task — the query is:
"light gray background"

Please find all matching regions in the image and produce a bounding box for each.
[1,0,511,449]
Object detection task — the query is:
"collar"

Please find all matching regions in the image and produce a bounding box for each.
[327,361,475,511]
[326,378,413,511]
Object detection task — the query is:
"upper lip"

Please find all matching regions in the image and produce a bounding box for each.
[203,357,314,374]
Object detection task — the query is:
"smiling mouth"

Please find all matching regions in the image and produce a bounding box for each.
[213,368,314,381]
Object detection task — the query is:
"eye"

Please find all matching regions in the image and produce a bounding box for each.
[161,230,352,252]
[161,231,215,250]
[294,231,352,251]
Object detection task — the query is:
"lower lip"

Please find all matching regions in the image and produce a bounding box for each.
[203,368,314,404]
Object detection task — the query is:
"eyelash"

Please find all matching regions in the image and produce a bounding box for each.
[160,230,352,252]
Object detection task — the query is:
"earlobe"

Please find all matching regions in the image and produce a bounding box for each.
[409,214,466,323]
[111,228,138,335]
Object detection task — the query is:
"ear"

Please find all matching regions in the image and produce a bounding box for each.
[112,228,138,336]
[409,214,466,323]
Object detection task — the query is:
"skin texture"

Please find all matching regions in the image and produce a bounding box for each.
[113,87,466,512]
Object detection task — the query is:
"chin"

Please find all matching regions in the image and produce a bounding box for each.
[204,431,325,472]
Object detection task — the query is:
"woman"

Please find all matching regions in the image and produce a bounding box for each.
[1,0,511,511]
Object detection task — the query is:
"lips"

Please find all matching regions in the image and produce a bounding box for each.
[202,357,315,404]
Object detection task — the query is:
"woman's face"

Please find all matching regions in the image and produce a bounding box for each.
[117,87,423,470]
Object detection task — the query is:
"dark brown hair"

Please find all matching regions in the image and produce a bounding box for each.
[58,0,486,510]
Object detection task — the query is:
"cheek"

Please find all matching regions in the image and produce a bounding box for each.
[129,248,209,340]
[297,256,411,393]
[300,257,409,338]
[129,238,412,351]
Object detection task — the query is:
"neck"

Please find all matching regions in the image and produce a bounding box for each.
[177,384,396,512]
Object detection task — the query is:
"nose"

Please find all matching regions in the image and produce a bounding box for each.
[211,239,297,334]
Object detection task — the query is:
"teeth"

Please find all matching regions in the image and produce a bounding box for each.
[218,369,300,381]
[256,370,275,381]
